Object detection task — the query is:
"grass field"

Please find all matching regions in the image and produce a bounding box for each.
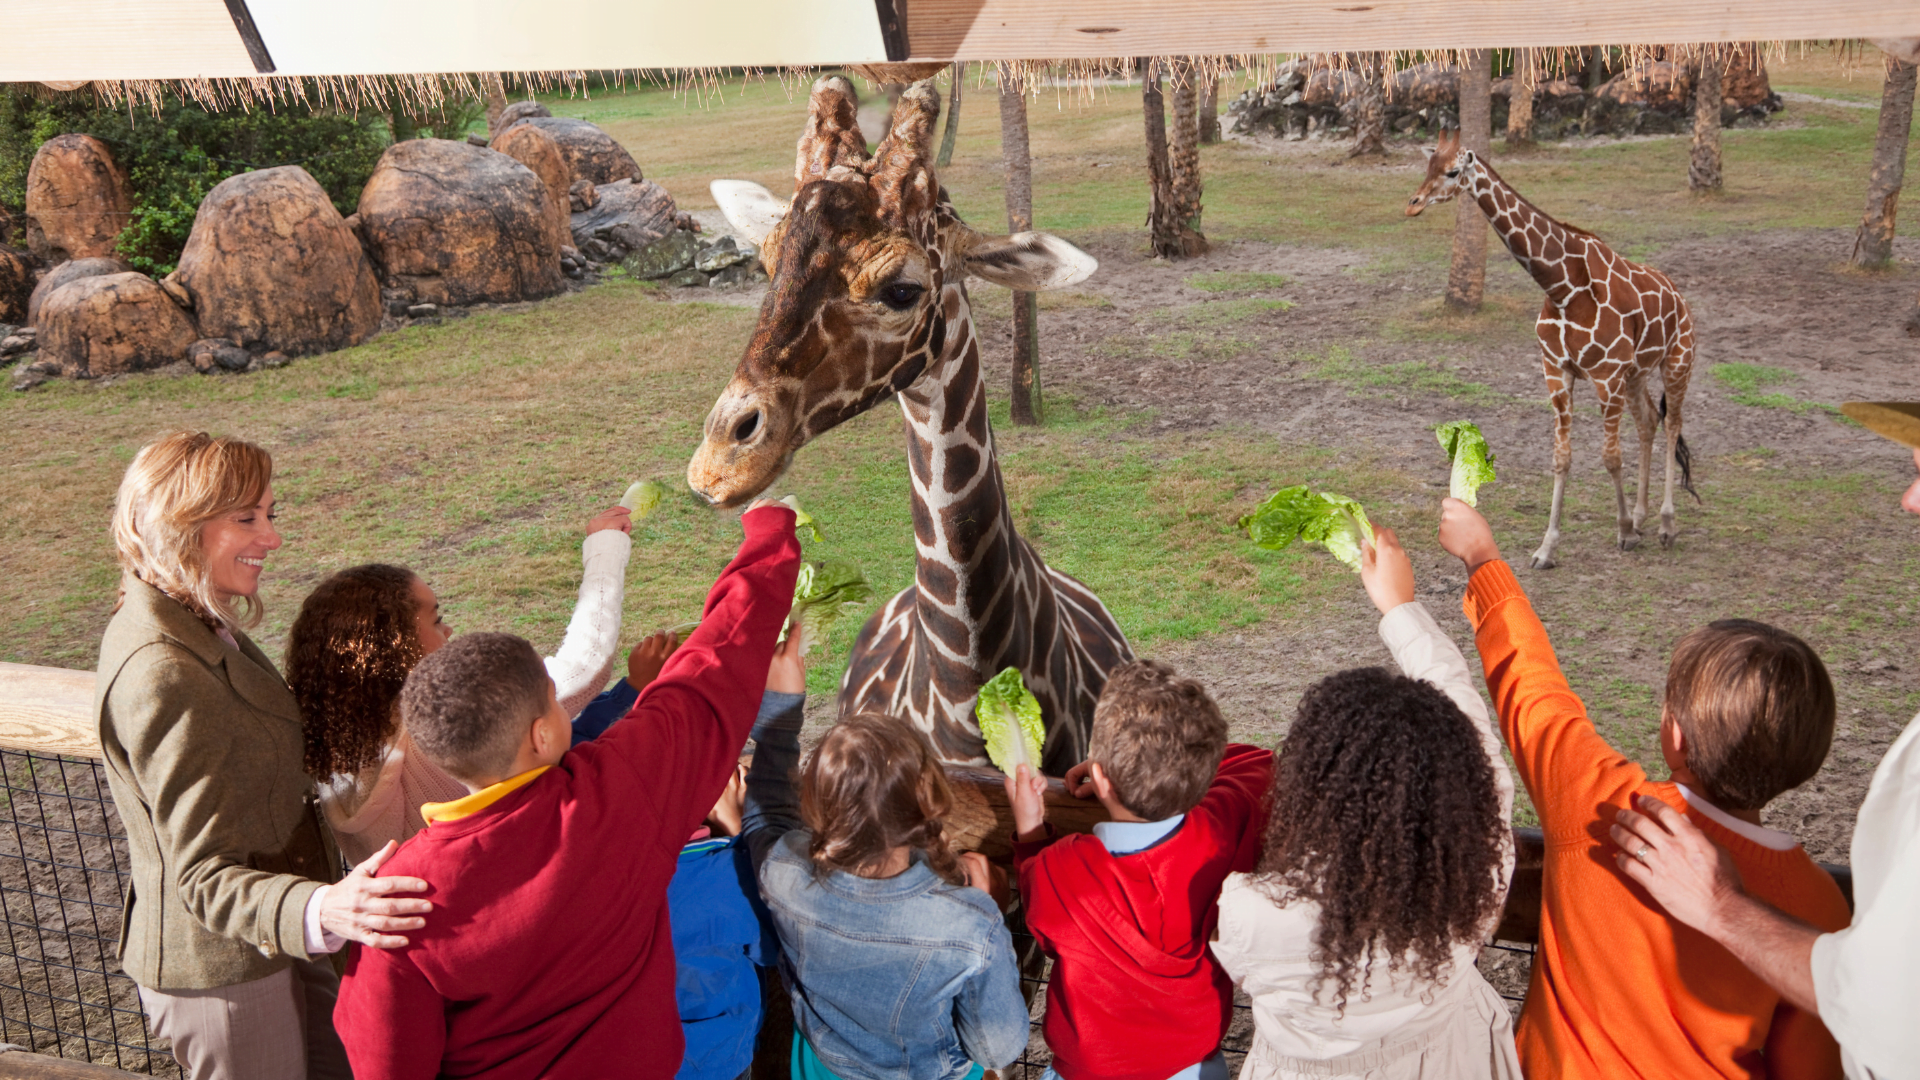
[2,47,1916,850]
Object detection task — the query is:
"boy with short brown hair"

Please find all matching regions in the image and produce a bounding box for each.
[1438,497,1849,1080]
[1005,659,1272,1080]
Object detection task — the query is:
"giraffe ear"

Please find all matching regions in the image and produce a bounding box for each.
[795,75,868,189]
[711,180,789,248]
[962,231,1099,291]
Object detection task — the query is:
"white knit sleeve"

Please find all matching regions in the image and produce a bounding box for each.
[545,529,632,718]
[1378,600,1517,901]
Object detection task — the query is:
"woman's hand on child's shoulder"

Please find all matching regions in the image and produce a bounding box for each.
[588,505,633,536]
[627,631,679,688]
[1360,526,1417,615]
[1003,763,1049,843]
[766,623,806,695]
[960,851,1012,912]
[1437,497,1502,574]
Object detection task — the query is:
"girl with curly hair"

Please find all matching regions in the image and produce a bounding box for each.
[753,713,1029,1080]
[1211,527,1519,1080]
[287,505,641,866]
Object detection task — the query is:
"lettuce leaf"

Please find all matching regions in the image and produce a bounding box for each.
[1435,420,1497,506]
[785,558,874,657]
[779,494,825,543]
[975,666,1045,775]
[1239,485,1376,572]
[620,480,665,518]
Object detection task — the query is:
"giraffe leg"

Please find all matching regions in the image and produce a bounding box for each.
[1530,361,1574,569]
[1660,378,1687,549]
[1626,378,1657,536]
[1597,389,1636,551]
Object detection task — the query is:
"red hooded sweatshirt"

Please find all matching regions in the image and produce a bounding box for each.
[1013,744,1272,1080]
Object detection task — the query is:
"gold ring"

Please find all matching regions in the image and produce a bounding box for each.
[1634,844,1651,863]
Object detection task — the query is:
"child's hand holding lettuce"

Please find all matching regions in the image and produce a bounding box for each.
[1434,420,1497,506]
[976,667,1046,776]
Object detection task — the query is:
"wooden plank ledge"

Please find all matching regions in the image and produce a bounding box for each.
[0,662,100,758]
[0,1047,147,1078]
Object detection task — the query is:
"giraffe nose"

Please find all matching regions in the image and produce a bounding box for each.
[731,409,763,443]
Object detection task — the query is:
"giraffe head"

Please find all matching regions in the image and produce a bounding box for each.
[1405,128,1481,217]
[687,76,1098,507]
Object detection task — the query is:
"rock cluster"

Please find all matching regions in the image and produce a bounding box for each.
[1229,56,1781,143]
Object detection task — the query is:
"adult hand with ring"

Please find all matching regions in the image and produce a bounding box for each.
[1609,793,1747,936]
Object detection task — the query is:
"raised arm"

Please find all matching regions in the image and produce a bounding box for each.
[546,508,633,717]
[741,630,808,872]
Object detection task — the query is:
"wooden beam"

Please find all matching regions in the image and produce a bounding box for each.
[0,662,99,758]
[904,0,1920,59]
[0,1049,147,1079]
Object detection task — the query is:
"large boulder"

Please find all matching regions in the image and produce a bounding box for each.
[356,139,565,307]
[515,117,642,186]
[497,100,552,130]
[37,272,196,377]
[24,134,131,262]
[0,250,30,324]
[175,166,380,356]
[570,178,679,253]
[489,124,573,250]
[26,256,128,327]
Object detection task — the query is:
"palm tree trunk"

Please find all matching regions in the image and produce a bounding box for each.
[482,73,509,137]
[1349,53,1389,157]
[1851,57,1918,268]
[1507,49,1536,146]
[1199,70,1222,143]
[936,62,964,169]
[1142,59,1205,259]
[1690,51,1724,193]
[1000,69,1042,425]
[1446,50,1492,312]
[1168,58,1208,248]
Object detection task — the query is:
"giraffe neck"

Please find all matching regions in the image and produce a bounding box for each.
[895,282,1038,682]
[1467,161,1583,303]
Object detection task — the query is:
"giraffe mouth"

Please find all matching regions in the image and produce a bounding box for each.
[686,446,796,509]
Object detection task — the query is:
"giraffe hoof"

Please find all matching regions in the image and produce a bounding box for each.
[1618,534,1642,552]
[1660,531,1677,550]
[1528,551,1557,570]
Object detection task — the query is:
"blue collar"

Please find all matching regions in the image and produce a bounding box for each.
[1092,814,1185,856]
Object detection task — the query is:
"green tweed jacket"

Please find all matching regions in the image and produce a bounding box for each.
[95,577,342,990]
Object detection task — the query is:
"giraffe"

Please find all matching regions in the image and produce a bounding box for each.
[687,76,1134,773]
[1406,128,1697,568]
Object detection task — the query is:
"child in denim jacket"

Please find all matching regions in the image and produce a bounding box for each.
[753,711,1028,1080]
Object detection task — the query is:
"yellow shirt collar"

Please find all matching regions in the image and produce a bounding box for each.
[421,766,551,825]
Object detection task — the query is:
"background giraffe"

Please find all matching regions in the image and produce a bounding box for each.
[688,77,1133,772]
[1407,129,1698,568]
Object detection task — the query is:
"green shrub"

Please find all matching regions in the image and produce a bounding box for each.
[0,87,389,276]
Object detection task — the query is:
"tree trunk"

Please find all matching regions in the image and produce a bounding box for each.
[1167,58,1208,248]
[1447,50,1492,312]
[482,73,509,136]
[1199,70,1221,143]
[1852,57,1918,268]
[1507,49,1536,146]
[936,62,964,169]
[1000,70,1043,425]
[1142,59,1206,259]
[1690,52,1724,193]
[1349,53,1389,156]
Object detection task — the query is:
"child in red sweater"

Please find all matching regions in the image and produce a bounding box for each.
[334,501,799,1080]
[1437,497,1848,1080]
[1004,660,1272,1080]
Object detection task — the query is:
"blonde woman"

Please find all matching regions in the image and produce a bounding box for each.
[95,431,432,1080]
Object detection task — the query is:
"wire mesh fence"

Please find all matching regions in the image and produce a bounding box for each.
[0,749,178,1075]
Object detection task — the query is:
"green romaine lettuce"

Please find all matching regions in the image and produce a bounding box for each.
[1434,420,1497,506]
[1239,485,1376,572]
[975,666,1045,775]
[785,558,874,657]
[779,494,825,543]
[620,480,665,518]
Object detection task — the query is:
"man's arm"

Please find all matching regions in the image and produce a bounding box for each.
[1611,794,1820,1013]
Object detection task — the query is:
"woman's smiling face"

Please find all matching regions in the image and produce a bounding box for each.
[200,486,281,601]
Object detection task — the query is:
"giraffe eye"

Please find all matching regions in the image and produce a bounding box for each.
[878,283,925,311]
[1445,168,1460,178]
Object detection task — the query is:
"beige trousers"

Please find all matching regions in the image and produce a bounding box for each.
[138,958,351,1080]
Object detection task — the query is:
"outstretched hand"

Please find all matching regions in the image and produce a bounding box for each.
[1610,793,1745,935]
[1437,497,1501,574]
[1003,764,1049,843]
[626,631,679,689]
[588,505,633,536]
[319,841,432,949]
[766,622,806,695]
[1360,526,1417,615]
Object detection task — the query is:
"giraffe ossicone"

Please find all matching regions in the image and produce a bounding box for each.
[688,75,1132,771]
[1407,128,1699,568]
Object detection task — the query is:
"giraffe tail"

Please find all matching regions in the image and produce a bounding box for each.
[1658,394,1701,504]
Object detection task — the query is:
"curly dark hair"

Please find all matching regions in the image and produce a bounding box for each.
[1254,667,1508,1014]
[286,564,424,779]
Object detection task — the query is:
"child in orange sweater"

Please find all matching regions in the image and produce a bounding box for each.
[1436,498,1849,1080]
